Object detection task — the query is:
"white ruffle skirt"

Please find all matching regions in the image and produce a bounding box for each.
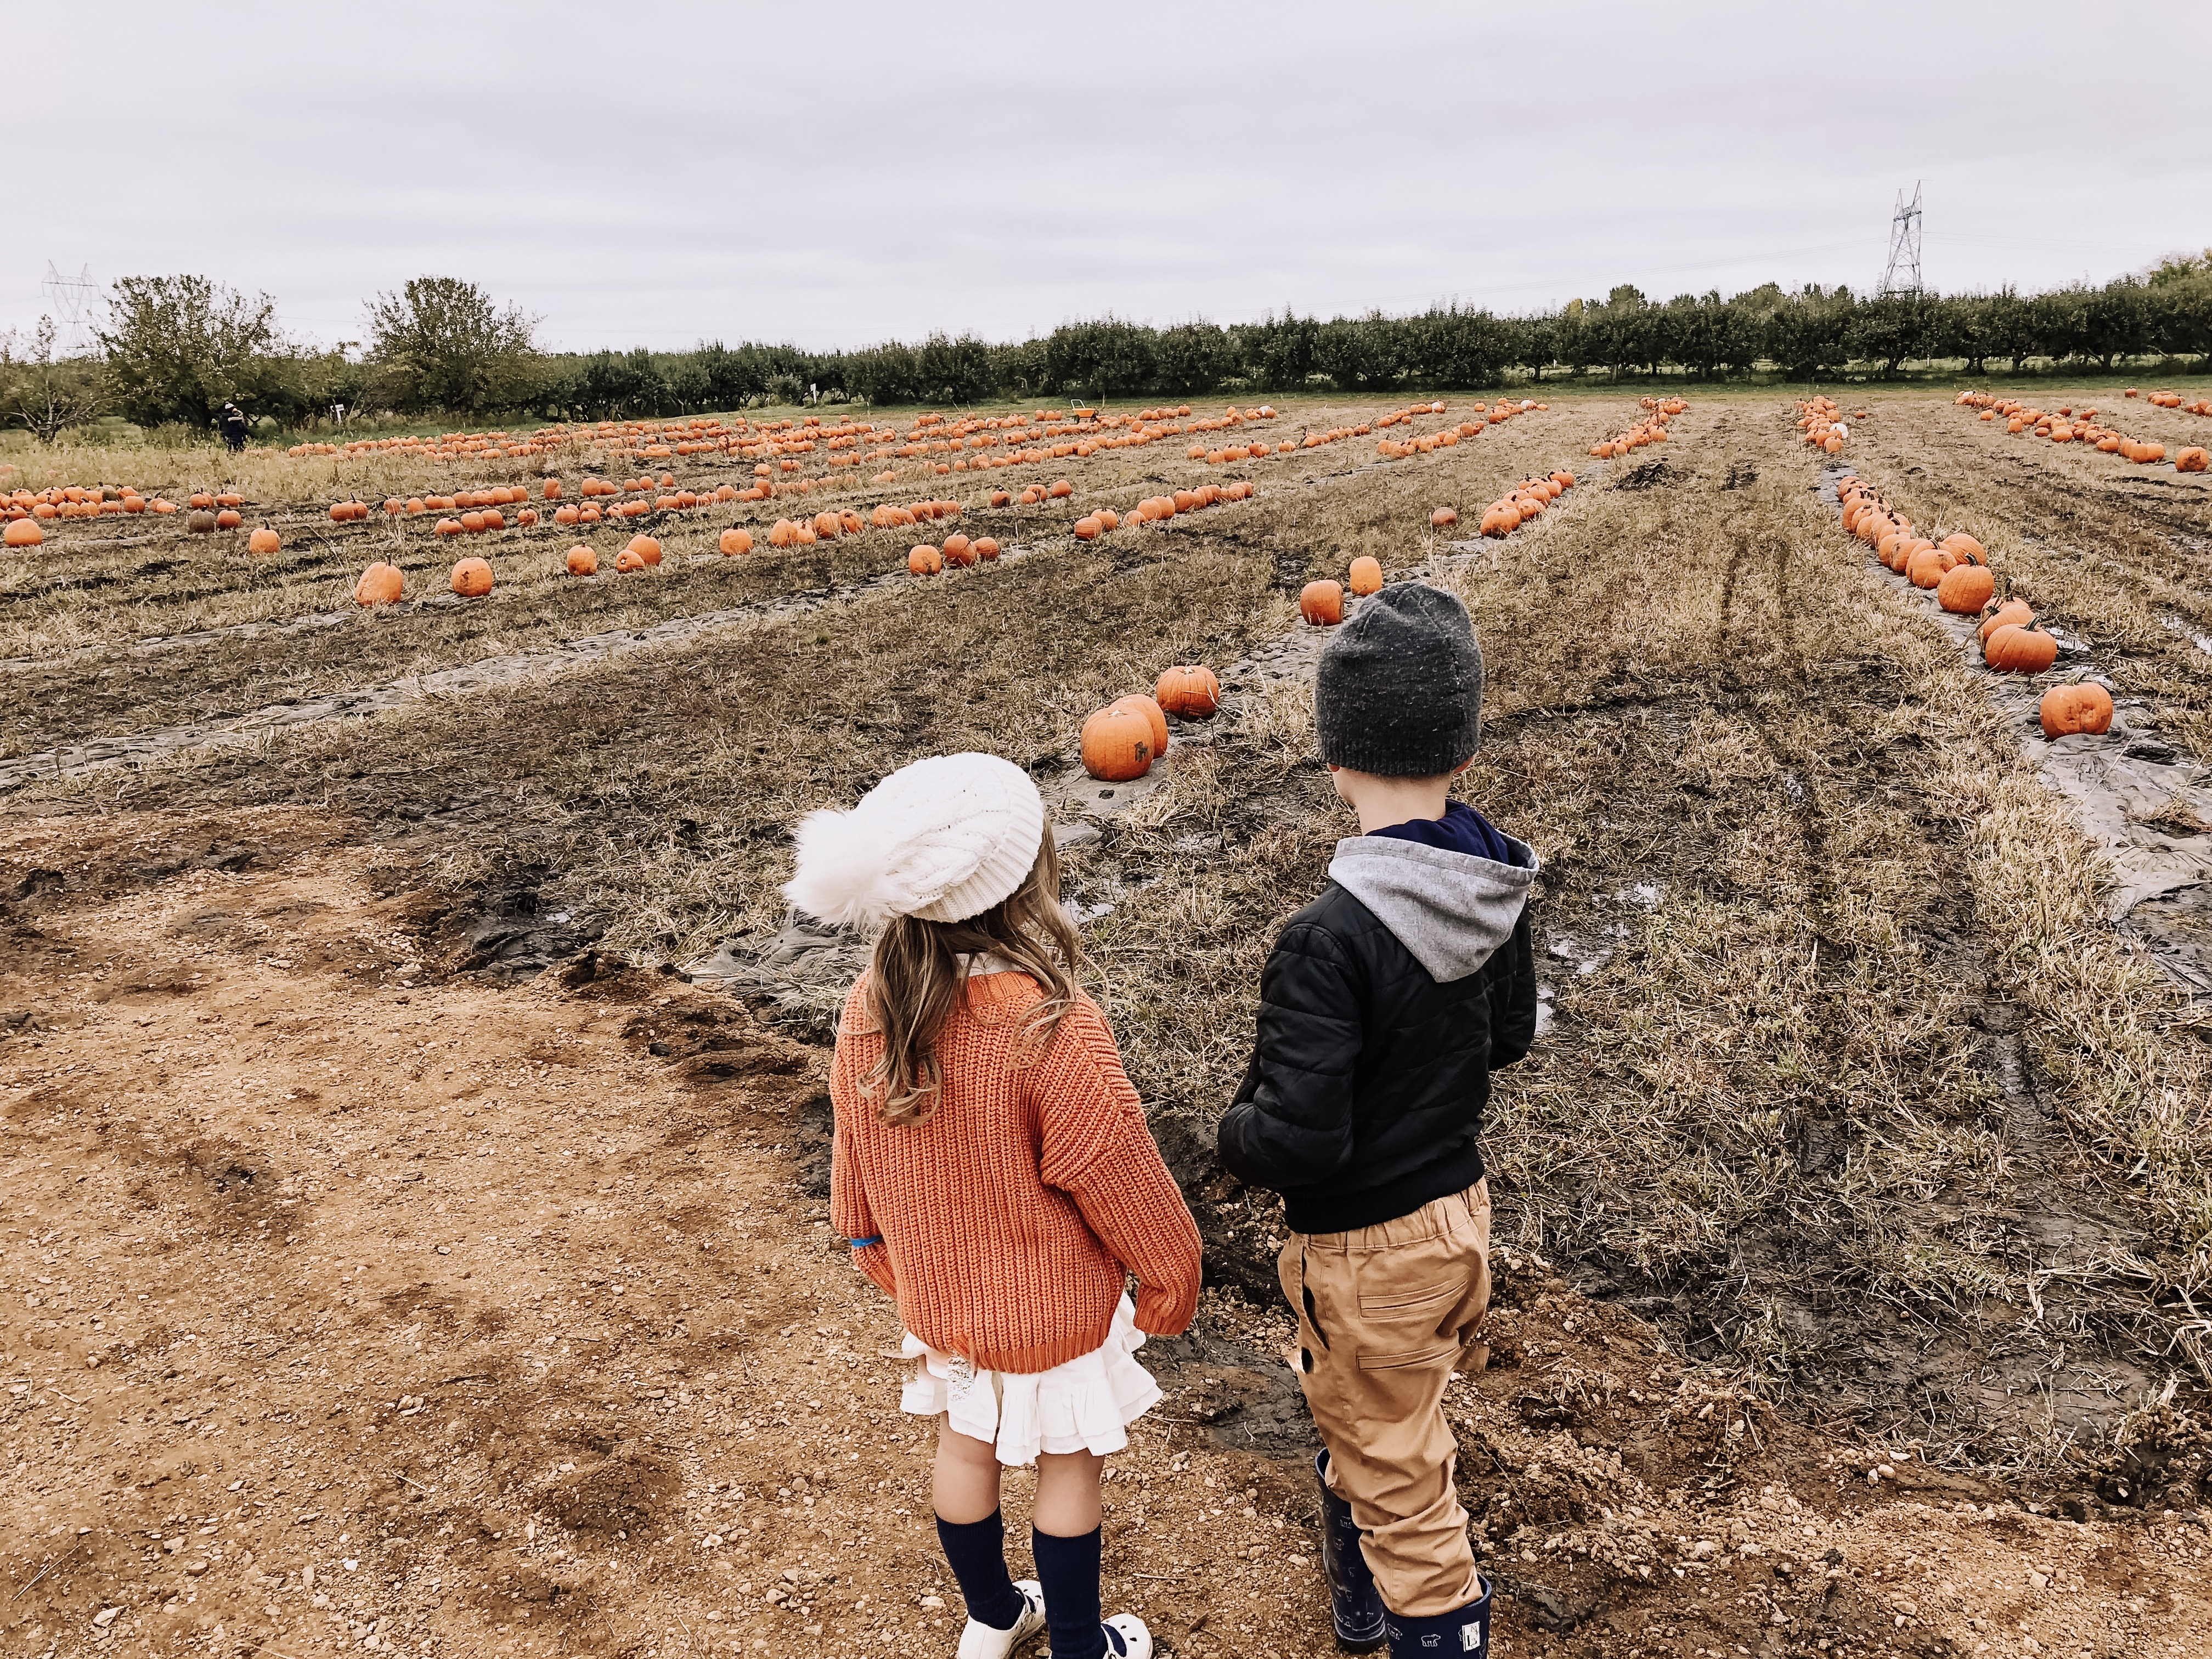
[900,1294,1163,1466]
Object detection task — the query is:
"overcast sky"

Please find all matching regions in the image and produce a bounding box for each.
[8,2,2206,356]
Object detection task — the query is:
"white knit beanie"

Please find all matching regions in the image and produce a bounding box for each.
[783,753,1047,929]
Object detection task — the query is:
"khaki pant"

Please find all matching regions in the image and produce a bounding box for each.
[1277,1180,1491,1618]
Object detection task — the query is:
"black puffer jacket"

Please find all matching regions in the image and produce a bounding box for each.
[1217,826,1539,1234]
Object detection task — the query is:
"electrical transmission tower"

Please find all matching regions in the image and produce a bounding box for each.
[41,262,98,353]
[1878,185,1923,298]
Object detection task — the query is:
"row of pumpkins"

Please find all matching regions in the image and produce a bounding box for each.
[1080,442,1589,777]
[1476,472,1576,538]
[351,533,676,602]
[4,484,178,523]
[1955,392,2208,470]
[1590,407,1683,458]
[1797,395,1851,454]
[2129,390,2210,413]
[1837,475,2114,738]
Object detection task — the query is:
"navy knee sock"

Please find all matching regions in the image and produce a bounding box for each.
[1033,1526,1109,1659]
[935,1510,1025,1631]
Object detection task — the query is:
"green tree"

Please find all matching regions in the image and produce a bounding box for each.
[1154,323,1232,396]
[364,276,540,414]
[98,274,291,429]
[915,331,996,405]
[2147,270,2212,366]
[2078,279,2149,370]
[1315,314,1399,393]
[0,317,106,443]
[1847,293,1932,379]
[2146,249,2212,287]
[1763,285,1854,380]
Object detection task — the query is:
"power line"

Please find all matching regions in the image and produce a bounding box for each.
[40,262,98,354]
[1878,184,1923,298]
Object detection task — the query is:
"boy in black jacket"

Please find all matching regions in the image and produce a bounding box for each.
[1218,582,1537,1658]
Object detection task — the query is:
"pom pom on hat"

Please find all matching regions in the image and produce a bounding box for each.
[785,752,1047,929]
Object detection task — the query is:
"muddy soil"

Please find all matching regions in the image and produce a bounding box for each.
[7,811,2210,1659]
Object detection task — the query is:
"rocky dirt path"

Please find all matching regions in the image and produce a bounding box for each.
[6,817,2209,1659]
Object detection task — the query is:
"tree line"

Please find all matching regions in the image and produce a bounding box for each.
[4,258,2209,442]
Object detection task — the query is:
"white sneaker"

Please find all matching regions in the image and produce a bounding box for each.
[1102,1612,1153,1659]
[956,1579,1046,1659]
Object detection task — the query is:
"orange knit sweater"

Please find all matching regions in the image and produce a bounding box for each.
[828,970,1203,1374]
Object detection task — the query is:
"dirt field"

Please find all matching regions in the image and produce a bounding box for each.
[7,383,2212,1658]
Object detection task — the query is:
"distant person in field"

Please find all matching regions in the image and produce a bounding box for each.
[1217,584,1537,1659]
[792,753,1202,1659]
[219,402,248,453]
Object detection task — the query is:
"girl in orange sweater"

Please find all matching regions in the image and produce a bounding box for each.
[790,752,1203,1659]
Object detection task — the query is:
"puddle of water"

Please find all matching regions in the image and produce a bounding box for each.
[2158,614,2212,656]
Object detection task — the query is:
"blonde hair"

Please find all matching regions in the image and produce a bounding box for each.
[860,833,1082,1127]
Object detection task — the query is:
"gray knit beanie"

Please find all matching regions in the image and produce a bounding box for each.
[1315,582,1484,776]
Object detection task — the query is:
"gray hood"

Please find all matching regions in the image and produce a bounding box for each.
[1327,833,1538,983]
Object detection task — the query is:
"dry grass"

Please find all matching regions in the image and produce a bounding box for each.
[14,387,2209,1470]
[1087,399,2212,1466]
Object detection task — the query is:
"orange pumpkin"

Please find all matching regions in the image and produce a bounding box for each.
[215,509,243,531]
[4,518,44,548]
[1109,694,1170,759]
[1938,533,1985,564]
[354,562,405,605]
[2038,682,2114,740]
[1348,556,1384,596]
[1905,544,1948,587]
[719,528,753,556]
[1984,624,2057,674]
[1978,600,2034,641]
[908,544,943,575]
[1430,507,1458,530]
[973,537,1001,561]
[1300,579,1345,625]
[989,490,1011,508]
[1154,665,1221,719]
[942,534,975,566]
[544,479,563,499]
[1072,516,1102,540]
[1936,564,1995,614]
[2177,448,2210,473]
[1080,704,1154,782]
[615,548,647,574]
[247,527,281,556]
[627,535,662,567]
[450,557,494,597]
[566,545,599,575]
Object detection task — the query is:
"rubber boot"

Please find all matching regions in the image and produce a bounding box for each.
[1313,1449,1387,1653]
[1384,1576,1492,1657]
